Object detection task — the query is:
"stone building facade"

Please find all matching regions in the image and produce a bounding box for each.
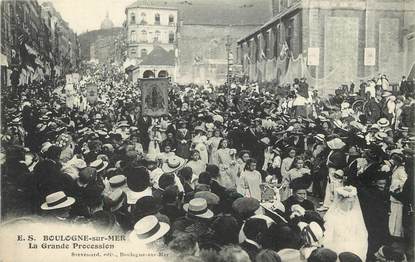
[0,0,80,86]
[124,0,272,84]
[125,3,178,80]
[237,0,415,95]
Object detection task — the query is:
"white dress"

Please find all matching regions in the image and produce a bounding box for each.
[322,187,368,261]
[215,148,238,189]
[240,170,262,201]
[389,165,407,237]
[192,135,209,165]
[148,129,162,156]
[280,157,294,201]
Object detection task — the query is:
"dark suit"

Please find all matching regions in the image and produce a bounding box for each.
[240,240,261,262]
[365,98,382,124]
[327,150,347,170]
[282,195,315,217]
[160,204,185,224]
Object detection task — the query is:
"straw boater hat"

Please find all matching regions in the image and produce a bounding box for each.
[314,134,326,142]
[297,221,324,245]
[162,156,186,173]
[333,170,344,179]
[377,118,390,128]
[109,175,127,190]
[369,124,380,132]
[194,125,206,134]
[332,119,343,129]
[118,121,130,128]
[327,138,346,150]
[104,188,126,212]
[375,132,388,141]
[183,198,214,219]
[341,102,350,110]
[41,191,75,210]
[260,137,271,146]
[89,159,109,173]
[128,215,170,244]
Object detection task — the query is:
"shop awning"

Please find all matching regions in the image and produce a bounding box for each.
[0,53,8,66]
[25,44,38,56]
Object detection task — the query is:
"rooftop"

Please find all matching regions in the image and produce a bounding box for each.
[126,0,272,26]
[140,45,175,66]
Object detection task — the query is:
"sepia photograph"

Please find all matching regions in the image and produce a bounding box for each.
[0,0,414,261]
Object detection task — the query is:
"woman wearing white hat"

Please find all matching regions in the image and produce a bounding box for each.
[318,138,346,211]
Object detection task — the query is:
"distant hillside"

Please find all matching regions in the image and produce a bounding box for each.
[78,27,124,61]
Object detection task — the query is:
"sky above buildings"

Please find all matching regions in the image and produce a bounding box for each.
[39,0,130,33]
[38,0,273,34]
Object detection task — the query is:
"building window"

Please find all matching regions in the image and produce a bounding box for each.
[130,30,136,42]
[281,0,287,9]
[130,13,136,25]
[155,13,160,25]
[141,49,147,57]
[169,15,174,24]
[130,48,137,57]
[140,30,147,42]
[140,12,147,25]
[169,32,174,43]
[154,30,160,42]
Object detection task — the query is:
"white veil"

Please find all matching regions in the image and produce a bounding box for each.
[322,186,368,261]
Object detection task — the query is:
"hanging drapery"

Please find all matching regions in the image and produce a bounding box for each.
[280,54,304,85]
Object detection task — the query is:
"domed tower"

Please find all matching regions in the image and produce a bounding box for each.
[100,12,114,29]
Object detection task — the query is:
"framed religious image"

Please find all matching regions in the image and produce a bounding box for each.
[1,0,414,261]
[86,83,98,104]
[141,78,169,117]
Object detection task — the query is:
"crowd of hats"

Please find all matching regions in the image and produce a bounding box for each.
[1,64,414,262]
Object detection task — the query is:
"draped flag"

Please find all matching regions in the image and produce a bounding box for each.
[141,78,169,117]
[280,41,289,58]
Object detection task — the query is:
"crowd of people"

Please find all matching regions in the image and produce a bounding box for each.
[1,63,414,262]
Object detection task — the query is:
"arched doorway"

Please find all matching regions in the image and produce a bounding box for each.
[158,70,168,78]
[143,70,155,78]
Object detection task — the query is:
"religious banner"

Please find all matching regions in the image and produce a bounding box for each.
[364,48,376,66]
[86,83,98,104]
[141,78,169,116]
[72,73,81,83]
[65,74,73,84]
